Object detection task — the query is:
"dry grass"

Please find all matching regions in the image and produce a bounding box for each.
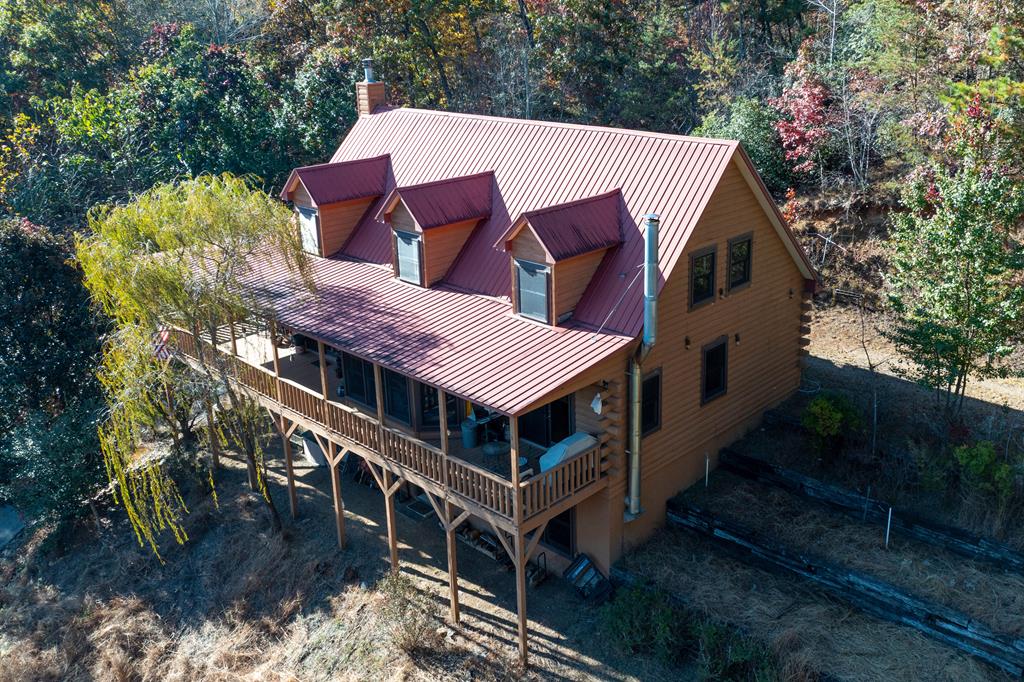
[620,527,1012,682]
[682,473,1024,637]
[0,457,530,682]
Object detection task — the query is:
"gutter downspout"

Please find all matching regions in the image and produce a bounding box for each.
[627,213,659,519]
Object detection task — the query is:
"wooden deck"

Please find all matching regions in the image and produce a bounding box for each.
[172,328,609,533]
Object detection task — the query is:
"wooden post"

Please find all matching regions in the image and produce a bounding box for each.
[444,501,460,623]
[328,441,346,548]
[509,415,529,664]
[280,416,298,519]
[318,340,329,400]
[228,318,238,356]
[206,399,220,469]
[270,320,282,377]
[383,467,399,571]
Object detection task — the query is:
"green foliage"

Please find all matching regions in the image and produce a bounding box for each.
[801,393,863,454]
[0,218,106,520]
[600,586,788,677]
[885,105,1024,419]
[77,173,311,553]
[953,440,1016,511]
[601,586,688,664]
[695,98,791,194]
[279,47,360,163]
[376,572,441,654]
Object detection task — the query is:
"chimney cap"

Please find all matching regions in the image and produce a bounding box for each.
[644,213,660,223]
[361,57,375,83]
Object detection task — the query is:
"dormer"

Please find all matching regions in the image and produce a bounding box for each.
[280,155,390,257]
[376,172,493,286]
[498,190,623,325]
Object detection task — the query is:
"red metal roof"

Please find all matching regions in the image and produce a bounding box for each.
[377,172,493,229]
[255,256,633,416]
[333,109,742,335]
[499,190,623,261]
[280,155,390,206]
[261,107,813,414]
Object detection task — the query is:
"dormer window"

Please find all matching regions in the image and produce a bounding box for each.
[515,259,551,323]
[297,207,319,254]
[394,231,423,285]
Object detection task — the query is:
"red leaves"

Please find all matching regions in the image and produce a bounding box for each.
[770,40,833,175]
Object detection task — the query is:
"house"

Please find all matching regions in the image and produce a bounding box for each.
[171,60,816,663]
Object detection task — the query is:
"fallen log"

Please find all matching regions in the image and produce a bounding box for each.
[667,500,1024,678]
[719,448,1024,573]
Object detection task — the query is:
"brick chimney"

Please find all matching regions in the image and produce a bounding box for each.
[355,58,386,117]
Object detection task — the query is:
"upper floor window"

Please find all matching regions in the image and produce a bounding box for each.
[702,337,728,404]
[641,369,661,436]
[394,230,422,285]
[728,234,752,291]
[515,259,550,323]
[690,246,716,308]
[298,207,319,255]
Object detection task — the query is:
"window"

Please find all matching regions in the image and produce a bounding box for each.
[419,386,460,431]
[394,231,422,285]
[641,369,661,436]
[540,507,575,556]
[689,247,716,308]
[702,337,728,404]
[515,259,551,323]
[383,369,411,424]
[341,353,376,408]
[521,394,575,447]
[728,234,752,290]
[297,207,319,255]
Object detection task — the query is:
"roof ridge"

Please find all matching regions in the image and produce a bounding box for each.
[295,153,390,174]
[397,169,495,192]
[383,107,740,148]
[522,188,621,218]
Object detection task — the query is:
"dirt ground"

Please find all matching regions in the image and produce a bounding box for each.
[0,442,683,682]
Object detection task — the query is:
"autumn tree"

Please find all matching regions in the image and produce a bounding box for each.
[77,174,313,553]
[885,100,1024,420]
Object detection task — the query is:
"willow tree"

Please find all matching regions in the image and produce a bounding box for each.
[77,173,312,553]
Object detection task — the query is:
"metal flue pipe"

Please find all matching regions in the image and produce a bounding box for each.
[627,213,660,518]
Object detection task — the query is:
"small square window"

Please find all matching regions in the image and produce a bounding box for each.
[702,337,728,404]
[690,247,716,307]
[395,231,422,285]
[641,369,661,435]
[728,235,752,290]
[515,259,550,323]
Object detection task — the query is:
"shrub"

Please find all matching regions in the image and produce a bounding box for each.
[694,98,792,195]
[600,586,691,664]
[953,440,1016,511]
[375,572,441,654]
[692,619,778,681]
[801,393,863,455]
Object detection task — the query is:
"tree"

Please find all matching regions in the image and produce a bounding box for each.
[694,97,791,195]
[0,218,106,522]
[77,173,313,554]
[885,100,1024,420]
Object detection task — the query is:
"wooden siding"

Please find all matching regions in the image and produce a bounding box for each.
[423,219,477,285]
[320,198,374,257]
[293,182,314,208]
[355,81,386,117]
[390,202,418,233]
[553,249,606,322]
[510,225,552,264]
[590,158,806,564]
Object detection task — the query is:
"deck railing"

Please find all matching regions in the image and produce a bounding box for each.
[520,445,602,520]
[168,328,604,526]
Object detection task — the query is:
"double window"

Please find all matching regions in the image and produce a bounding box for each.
[702,337,728,404]
[297,207,319,255]
[394,230,423,285]
[689,247,716,308]
[383,368,411,424]
[515,259,551,323]
[728,234,752,290]
[520,394,574,447]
